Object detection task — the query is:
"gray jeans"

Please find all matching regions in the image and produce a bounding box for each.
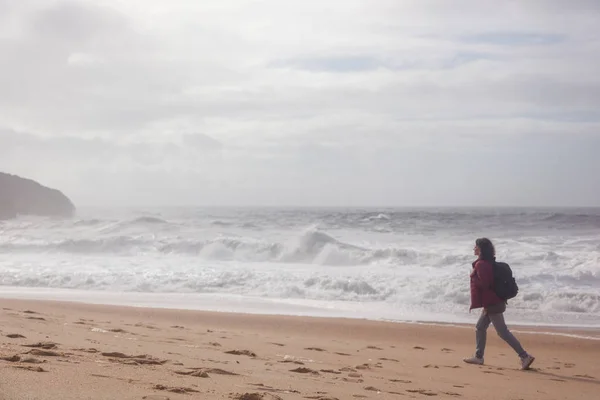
[475,307,527,359]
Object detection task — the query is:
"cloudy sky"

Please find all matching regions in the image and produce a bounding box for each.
[1,0,599,207]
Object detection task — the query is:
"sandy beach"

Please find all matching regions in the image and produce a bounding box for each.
[0,300,597,400]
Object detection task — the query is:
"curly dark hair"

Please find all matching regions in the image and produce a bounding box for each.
[476,238,496,261]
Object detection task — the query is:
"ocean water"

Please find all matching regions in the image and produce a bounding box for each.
[1,207,599,328]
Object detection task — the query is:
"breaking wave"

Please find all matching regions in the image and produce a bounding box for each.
[0,227,421,266]
[1,207,600,326]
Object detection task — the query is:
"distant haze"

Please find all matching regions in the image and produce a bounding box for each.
[1,0,599,207]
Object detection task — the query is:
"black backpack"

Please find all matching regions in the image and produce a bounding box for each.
[492,261,519,300]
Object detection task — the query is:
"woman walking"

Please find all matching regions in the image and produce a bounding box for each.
[464,238,535,370]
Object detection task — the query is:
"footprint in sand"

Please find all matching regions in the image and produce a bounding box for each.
[225,350,257,357]
[413,346,426,350]
[407,389,438,396]
[152,385,199,394]
[177,367,239,377]
[174,370,209,378]
[21,357,45,364]
[26,316,46,321]
[233,394,263,400]
[1,355,22,362]
[134,323,159,330]
[367,346,383,350]
[6,333,26,339]
[423,364,439,369]
[101,352,167,365]
[390,379,412,384]
[14,366,47,372]
[335,352,352,356]
[574,374,596,379]
[441,348,454,353]
[270,343,285,347]
[27,349,62,357]
[387,391,406,396]
[442,391,462,397]
[279,360,305,365]
[305,347,326,352]
[379,357,400,362]
[364,386,381,392]
[291,367,319,375]
[234,393,284,400]
[73,348,99,354]
[320,369,341,375]
[22,342,58,350]
[143,396,170,400]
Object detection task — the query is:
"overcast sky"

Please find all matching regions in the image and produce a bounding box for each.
[1,0,599,207]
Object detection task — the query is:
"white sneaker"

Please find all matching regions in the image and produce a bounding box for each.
[520,354,535,370]
[463,356,484,365]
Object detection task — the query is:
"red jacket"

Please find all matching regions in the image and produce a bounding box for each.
[470,259,504,310]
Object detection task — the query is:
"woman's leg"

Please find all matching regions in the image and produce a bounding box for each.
[488,312,527,357]
[475,310,491,359]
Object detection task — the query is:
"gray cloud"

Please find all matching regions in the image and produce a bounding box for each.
[32,1,129,42]
[182,134,224,150]
[1,0,599,206]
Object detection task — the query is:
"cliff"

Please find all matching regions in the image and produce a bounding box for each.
[0,172,76,220]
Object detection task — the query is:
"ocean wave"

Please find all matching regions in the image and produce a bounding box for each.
[540,212,600,225]
[1,207,600,325]
[73,219,105,227]
[0,228,425,266]
[129,216,169,225]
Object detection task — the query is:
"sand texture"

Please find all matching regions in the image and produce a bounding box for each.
[1,299,598,400]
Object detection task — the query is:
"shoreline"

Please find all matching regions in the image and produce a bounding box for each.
[2,288,599,341]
